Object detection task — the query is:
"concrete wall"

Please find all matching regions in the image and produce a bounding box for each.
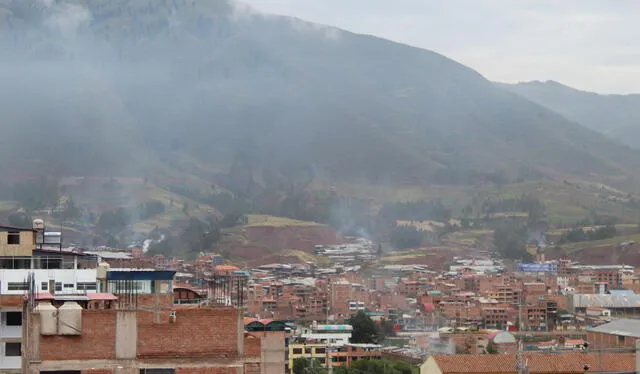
[259,332,285,374]
[246,332,285,374]
[115,311,136,359]
[420,357,443,374]
[0,231,34,257]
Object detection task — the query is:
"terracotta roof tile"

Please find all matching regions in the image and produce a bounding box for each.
[429,352,635,373]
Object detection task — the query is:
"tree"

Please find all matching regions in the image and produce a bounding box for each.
[389,225,425,250]
[12,176,59,212]
[493,220,530,260]
[7,212,31,227]
[335,359,417,374]
[106,235,119,248]
[292,358,325,374]
[63,195,80,221]
[486,341,498,354]
[348,311,383,344]
[98,208,129,232]
[220,213,247,228]
[182,201,189,216]
[380,317,396,338]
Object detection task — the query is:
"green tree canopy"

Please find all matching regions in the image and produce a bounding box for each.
[292,358,326,374]
[335,359,417,374]
[348,311,383,344]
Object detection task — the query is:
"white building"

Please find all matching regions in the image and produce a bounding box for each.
[299,323,353,346]
[0,222,100,373]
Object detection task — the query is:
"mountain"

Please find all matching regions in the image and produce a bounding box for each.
[1,0,640,192]
[498,80,640,149]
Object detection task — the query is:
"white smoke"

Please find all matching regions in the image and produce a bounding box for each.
[230,1,264,21]
[143,234,165,254]
[289,18,342,41]
[44,2,91,36]
[143,239,152,254]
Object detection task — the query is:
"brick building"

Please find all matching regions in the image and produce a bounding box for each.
[20,268,285,373]
[0,222,101,373]
[329,280,351,318]
[587,319,640,349]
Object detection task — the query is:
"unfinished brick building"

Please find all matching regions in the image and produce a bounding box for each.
[20,269,284,374]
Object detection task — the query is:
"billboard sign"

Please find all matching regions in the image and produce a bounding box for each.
[517,263,556,272]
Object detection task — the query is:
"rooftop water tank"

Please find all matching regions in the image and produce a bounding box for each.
[97,262,111,280]
[57,302,82,335]
[32,219,45,230]
[35,301,57,335]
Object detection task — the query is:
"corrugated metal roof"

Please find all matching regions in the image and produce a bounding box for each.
[609,289,635,295]
[84,251,132,259]
[588,319,640,338]
[572,294,640,308]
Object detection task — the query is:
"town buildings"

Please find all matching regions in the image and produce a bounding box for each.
[7,216,640,372]
[0,220,286,373]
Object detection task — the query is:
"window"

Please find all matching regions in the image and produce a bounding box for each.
[315,348,326,354]
[63,283,74,289]
[55,282,62,292]
[77,282,97,291]
[292,348,302,354]
[6,312,21,326]
[7,282,28,291]
[618,335,625,344]
[7,232,20,245]
[305,348,312,354]
[0,258,31,269]
[41,282,48,291]
[5,342,20,356]
[139,370,175,374]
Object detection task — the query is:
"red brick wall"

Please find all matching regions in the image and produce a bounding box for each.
[136,293,174,308]
[0,295,24,307]
[39,310,116,360]
[176,368,239,374]
[244,334,262,358]
[244,363,261,374]
[588,331,637,349]
[137,307,240,359]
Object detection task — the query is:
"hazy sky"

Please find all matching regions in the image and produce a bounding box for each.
[242,0,639,94]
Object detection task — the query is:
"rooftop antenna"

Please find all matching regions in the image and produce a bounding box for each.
[516,339,529,374]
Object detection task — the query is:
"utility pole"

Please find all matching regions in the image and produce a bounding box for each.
[326,346,334,374]
[516,292,529,374]
[516,339,529,374]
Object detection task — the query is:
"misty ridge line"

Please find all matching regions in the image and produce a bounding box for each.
[0,0,639,199]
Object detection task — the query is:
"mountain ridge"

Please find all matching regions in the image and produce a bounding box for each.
[498,80,640,150]
[1,0,639,194]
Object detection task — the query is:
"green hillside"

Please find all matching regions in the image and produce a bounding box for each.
[499,80,640,149]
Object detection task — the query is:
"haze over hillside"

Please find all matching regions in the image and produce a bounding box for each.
[499,81,640,150]
[1,0,639,191]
